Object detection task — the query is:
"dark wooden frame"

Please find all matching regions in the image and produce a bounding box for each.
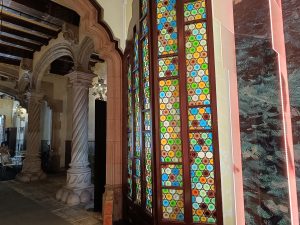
[151,0,223,224]
[123,0,223,225]
[123,1,155,224]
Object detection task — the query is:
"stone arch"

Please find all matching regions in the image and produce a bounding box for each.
[77,36,95,72]
[55,0,123,220]
[32,42,75,90]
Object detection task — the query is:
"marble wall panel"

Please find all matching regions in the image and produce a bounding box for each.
[234,0,291,224]
[282,0,300,216]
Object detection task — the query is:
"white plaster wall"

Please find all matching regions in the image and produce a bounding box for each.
[40,101,52,141]
[0,99,14,128]
[43,75,70,167]
[96,0,127,50]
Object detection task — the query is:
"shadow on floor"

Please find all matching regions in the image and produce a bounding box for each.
[0,182,71,225]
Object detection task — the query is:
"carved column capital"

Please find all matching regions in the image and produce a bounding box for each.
[27,91,44,105]
[66,71,96,88]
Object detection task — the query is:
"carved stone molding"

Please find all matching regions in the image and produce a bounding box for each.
[62,23,79,45]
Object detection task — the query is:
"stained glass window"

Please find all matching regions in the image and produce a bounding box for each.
[155,0,221,224]
[162,189,184,221]
[158,57,179,78]
[127,64,133,198]
[126,0,221,224]
[184,1,217,223]
[142,35,153,213]
[157,0,178,55]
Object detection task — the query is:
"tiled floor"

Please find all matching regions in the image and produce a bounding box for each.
[3,173,102,225]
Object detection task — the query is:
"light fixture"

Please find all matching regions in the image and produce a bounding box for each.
[91,77,107,101]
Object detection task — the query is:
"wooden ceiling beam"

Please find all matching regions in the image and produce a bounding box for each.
[0,34,41,51]
[1,12,59,37]
[1,25,49,45]
[11,0,80,26]
[0,56,21,66]
[0,43,34,59]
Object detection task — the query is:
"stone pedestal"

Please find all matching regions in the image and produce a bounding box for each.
[16,92,46,182]
[56,71,95,206]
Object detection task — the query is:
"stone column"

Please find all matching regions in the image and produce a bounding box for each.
[16,92,46,182]
[56,71,95,206]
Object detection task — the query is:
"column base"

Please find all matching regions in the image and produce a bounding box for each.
[56,185,94,206]
[16,171,47,182]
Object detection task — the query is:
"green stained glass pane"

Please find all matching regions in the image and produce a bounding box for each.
[158,56,179,78]
[145,133,153,212]
[161,164,183,187]
[185,22,210,106]
[162,189,184,221]
[184,0,207,22]
[159,79,182,163]
[143,37,150,110]
[188,107,211,130]
[189,132,216,223]
[157,0,178,55]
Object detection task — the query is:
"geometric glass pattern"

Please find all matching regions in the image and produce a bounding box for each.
[134,32,139,70]
[142,27,153,212]
[188,107,212,130]
[136,177,142,204]
[162,189,184,221]
[142,0,148,18]
[189,132,216,223]
[127,64,133,198]
[142,18,149,37]
[144,111,151,131]
[134,62,142,204]
[157,0,178,55]
[161,164,183,187]
[185,22,210,106]
[143,37,151,110]
[159,79,182,163]
[145,132,153,212]
[158,56,179,78]
[184,0,206,22]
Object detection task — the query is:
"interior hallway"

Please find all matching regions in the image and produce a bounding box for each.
[0,174,102,225]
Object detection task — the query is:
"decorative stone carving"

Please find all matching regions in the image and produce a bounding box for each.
[62,23,79,45]
[16,91,46,182]
[56,71,96,206]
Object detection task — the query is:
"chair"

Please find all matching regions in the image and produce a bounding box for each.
[0,152,15,179]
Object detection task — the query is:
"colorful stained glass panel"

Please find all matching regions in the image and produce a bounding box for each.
[142,0,148,18]
[158,56,179,78]
[189,132,216,223]
[144,111,151,131]
[157,0,178,55]
[185,22,210,106]
[188,107,211,130]
[184,0,206,22]
[159,79,182,162]
[145,133,153,212]
[134,33,139,69]
[143,38,150,110]
[127,63,133,198]
[161,165,183,187]
[136,177,142,204]
[127,134,133,198]
[142,18,149,36]
[162,189,184,221]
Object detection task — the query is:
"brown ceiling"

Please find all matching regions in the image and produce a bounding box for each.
[0,0,80,66]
